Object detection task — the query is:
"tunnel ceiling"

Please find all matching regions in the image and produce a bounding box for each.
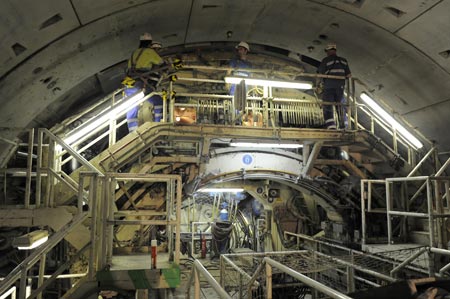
[1,0,450,150]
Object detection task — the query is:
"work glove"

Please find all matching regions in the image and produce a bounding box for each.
[172,58,183,70]
[121,76,136,88]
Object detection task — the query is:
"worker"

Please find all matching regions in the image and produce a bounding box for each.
[151,41,162,50]
[316,43,351,129]
[137,41,165,124]
[228,41,252,124]
[228,41,252,95]
[123,33,165,132]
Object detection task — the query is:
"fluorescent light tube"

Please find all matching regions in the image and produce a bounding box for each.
[360,93,423,149]
[13,230,49,250]
[224,76,312,90]
[64,91,145,145]
[197,188,244,193]
[18,236,48,250]
[230,142,303,148]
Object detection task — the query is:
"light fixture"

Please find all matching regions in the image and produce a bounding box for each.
[230,142,303,148]
[197,188,244,193]
[224,76,313,90]
[12,230,49,250]
[64,91,146,145]
[360,93,423,149]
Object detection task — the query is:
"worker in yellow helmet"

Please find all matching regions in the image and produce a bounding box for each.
[123,33,165,132]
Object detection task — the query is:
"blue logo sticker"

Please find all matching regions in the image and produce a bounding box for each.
[242,154,253,165]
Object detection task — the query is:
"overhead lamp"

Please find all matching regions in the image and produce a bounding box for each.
[12,230,49,250]
[360,93,423,149]
[64,91,146,145]
[224,76,313,90]
[197,188,244,193]
[230,142,303,148]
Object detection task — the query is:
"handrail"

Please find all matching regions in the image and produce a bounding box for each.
[50,88,124,136]
[39,129,101,175]
[0,212,89,297]
[186,259,232,299]
[264,257,352,299]
[102,173,182,265]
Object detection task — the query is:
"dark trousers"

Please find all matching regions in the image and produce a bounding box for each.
[322,86,345,129]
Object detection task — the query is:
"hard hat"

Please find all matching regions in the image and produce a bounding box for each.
[151,41,162,49]
[140,32,152,41]
[325,43,337,51]
[235,41,250,52]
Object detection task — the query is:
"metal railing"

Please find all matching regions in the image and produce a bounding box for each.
[264,257,352,299]
[37,66,430,185]
[0,211,90,299]
[360,157,450,248]
[284,232,399,283]
[220,250,361,299]
[101,173,182,265]
[186,259,232,299]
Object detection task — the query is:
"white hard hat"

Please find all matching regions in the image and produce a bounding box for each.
[140,32,153,41]
[235,41,250,52]
[151,41,162,49]
[325,43,337,51]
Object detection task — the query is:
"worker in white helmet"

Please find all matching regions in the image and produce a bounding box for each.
[228,41,252,95]
[123,33,165,132]
[316,43,351,129]
[226,41,253,125]
[151,41,162,50]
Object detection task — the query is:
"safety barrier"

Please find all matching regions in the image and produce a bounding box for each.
[220,250,362,298]
[186,259,232,299]
[361,156,450,248]
[42,66,430,179]
[0,212,90,299]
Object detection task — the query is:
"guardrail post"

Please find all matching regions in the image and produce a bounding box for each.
[361,180,366,246]
[24,128,34,209]
[426,179,435,248]
[346,251,355,293]
[36,129,44,208]
[194,268,200,299]
[266,262,272,299]
[36,254,46,299]
[220,255,224,287]
[386,181,392,244]
[18,268,27,299]
[89,173,100,279]
[239,272,243,299]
